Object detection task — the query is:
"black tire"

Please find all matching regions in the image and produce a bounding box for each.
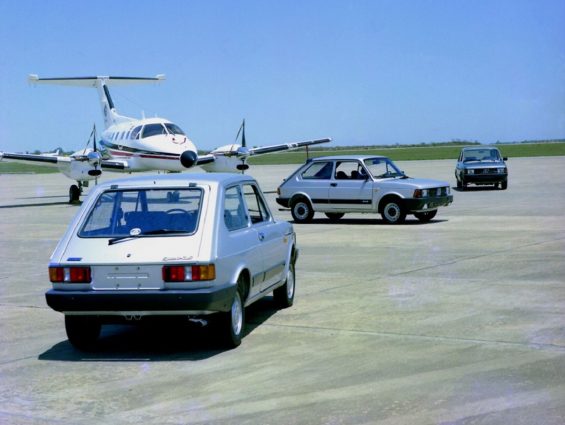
[65,315,101,351]
[325,212,344,221]
[414,210,438,223]
[69,185,81,203]
[381,199,406,224]
[219,278,246,348]
[290,198,314,223]
[274,261,295,309]
[501,180,508,190]
[456,179,462,189]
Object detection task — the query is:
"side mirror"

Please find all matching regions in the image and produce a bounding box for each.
[503,157,508,161]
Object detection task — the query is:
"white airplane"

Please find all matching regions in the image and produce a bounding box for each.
[0,75,330,202]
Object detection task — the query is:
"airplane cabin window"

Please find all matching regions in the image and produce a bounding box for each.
[142,124,166,138]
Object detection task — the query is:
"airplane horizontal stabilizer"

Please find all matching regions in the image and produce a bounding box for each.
[28,74,165,87]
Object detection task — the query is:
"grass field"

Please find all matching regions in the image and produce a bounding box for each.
[1,142,564,173]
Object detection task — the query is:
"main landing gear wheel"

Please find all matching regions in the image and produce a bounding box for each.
[69,185,81,203]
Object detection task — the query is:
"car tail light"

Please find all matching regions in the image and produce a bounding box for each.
[49,266,91,283]
[162,264,216,282]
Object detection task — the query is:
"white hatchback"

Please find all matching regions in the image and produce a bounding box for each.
[46,173,297,349]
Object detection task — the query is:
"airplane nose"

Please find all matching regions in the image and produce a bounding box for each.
[180,150,198,168]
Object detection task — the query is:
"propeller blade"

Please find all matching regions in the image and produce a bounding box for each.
[92,123,98,153]
[235,119,246,147]
[241,119,246,148]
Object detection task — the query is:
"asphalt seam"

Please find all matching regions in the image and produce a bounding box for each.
[253,322,565,352]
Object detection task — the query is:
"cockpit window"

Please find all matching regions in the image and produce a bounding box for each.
[142,124,167,138]
[130,126,142,140]
[164,123,186,136]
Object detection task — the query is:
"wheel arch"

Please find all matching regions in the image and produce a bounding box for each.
[377,193,405,214]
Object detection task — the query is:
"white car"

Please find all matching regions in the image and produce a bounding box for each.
[46,173,297,349]
[276,155,453,224]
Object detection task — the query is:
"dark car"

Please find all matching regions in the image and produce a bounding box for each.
[455,147,508,190]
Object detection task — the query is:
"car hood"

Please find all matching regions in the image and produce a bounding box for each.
[459,160,505,168]
[378,177,450,189]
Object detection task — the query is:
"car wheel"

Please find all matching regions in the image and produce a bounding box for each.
[69,185,81,203]
[501,181,508,190]
[274,261,295,309]
[381,199,406,224]
[456,179,462,189]
[65,315,101,351]
[325,213,344,221]
[291,198,314,223]
[414,210,438,223]
[219,278,245,348]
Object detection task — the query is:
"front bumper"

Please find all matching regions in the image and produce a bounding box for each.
[404,195,453,212]
[45,282,236,315]
[463,174,507,184]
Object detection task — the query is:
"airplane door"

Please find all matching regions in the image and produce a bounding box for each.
[328,161,374,211]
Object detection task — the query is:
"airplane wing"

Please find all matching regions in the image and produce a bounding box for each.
[247,138,331,156]
[0,151,70,167]
[196,154,216,165]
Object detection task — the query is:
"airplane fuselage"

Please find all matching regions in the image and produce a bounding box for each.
[100,117,197,172]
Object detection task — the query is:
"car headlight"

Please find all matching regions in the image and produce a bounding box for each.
[413,189,428,198]
[497,168,505,174]
[467,169,475,175]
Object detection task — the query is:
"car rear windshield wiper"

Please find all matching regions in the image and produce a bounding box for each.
[108,229,188,245]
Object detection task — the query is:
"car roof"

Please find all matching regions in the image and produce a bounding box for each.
[309,155,389,161]
[95,173,255,190]
[461,146,501,151]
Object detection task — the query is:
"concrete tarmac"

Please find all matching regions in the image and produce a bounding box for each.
[1,157,564,424]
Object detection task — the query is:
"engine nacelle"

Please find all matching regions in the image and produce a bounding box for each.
[180,150,198,168]
[58,160,100,181]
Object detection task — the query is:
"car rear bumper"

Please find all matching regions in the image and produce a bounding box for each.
[276,197,290,208]
[404,195,453,212]
[45,283,236,315]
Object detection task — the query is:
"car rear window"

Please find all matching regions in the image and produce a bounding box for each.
[79,188,203,237]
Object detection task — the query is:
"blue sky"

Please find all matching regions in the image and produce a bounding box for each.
[1,0,563,152]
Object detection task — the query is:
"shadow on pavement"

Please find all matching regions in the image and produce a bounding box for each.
[38,297,279,362]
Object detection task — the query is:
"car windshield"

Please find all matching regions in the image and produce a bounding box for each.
[462,149,501,162]
[363,158,404,178]
[79,187,203,238]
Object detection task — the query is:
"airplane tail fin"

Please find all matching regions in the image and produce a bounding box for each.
[28,74,165,128]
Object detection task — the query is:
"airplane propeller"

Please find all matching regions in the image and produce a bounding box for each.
[86,124,102,179]
[235,119,249,173]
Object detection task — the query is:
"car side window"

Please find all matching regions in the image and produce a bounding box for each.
[243,184,270,224]
[334,161,366,180]
[224,186,248,231]
[301,161,334,180]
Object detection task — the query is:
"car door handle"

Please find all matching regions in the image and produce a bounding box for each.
[258,232,265,241]
[330,183,337,187]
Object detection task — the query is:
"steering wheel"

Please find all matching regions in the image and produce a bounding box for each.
[165,208,187,214]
